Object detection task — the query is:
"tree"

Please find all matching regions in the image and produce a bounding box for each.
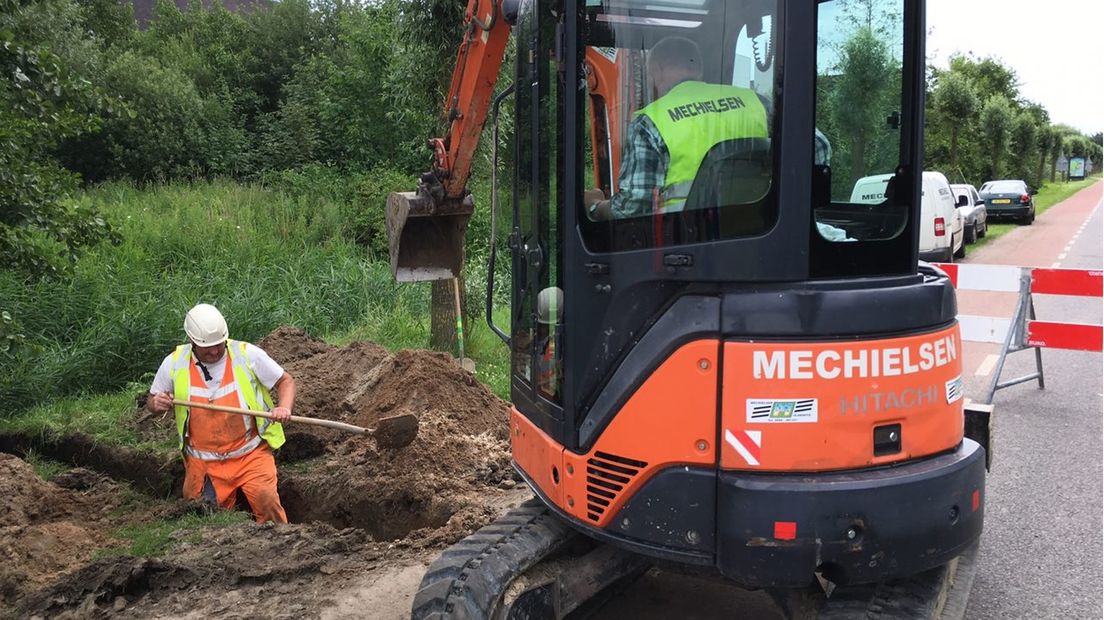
[1049,129,1065,182]
[1036,125,1057,185]
[831,26,896,182]
[1,3,118,277]
[947,54,1019,104]
[932,71,979,172]
[978,95,1015,179]
[1011,112,1038,185]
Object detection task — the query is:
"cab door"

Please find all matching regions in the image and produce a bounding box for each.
[511,0,566,442]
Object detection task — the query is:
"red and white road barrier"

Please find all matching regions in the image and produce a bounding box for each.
[932,262,1101,409]
[934,263,1103,353]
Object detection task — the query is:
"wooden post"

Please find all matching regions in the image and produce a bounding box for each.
[430,276,464,352]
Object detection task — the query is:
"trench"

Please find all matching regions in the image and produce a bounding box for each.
[0,430,453,542]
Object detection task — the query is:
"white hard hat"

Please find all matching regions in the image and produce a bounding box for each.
[537,287,564,325]
[184,303,228,347]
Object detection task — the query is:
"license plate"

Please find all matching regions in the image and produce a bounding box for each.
[992,199,1011,204]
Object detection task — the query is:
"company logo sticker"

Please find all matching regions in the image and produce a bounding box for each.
[945,376,963,404]
[725,429,762,466]
[747,398,818,423]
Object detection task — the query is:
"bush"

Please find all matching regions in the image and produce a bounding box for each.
[65,50,248,182]
[1,19,118,277]
[347,167,415,259]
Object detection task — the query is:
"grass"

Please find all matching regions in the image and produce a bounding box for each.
[23,449,69,480]
[96,510,251,559]
[1,178,512,453]
[969,175,1101,251]
[0,387,176,452]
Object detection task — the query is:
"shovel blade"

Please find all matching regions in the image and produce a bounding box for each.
[374,413,419,450]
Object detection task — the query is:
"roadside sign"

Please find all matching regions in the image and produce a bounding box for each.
[1057,156,1069,172]
[1069,157,1086,180]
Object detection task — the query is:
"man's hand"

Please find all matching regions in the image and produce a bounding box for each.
[148,392,174,414]
[583,189,612,221]
[270,406,292,423]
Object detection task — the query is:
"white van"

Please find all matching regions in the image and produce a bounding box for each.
[848,171,964,262]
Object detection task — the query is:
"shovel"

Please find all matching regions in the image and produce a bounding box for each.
[171,399,419,450]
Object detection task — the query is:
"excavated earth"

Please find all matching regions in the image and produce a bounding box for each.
[1,327,526,619]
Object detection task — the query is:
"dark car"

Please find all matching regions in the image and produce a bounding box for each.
[979,179,1037,224]
[951,183,988,243]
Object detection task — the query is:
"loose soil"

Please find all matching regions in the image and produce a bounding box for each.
[2,326,527,619]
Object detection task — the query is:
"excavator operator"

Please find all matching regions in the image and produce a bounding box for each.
[585,35,769,221]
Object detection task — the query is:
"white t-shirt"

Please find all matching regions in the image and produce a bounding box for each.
[149,342,285,395]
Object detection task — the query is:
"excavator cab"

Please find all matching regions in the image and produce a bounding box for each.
[394,0,988,617]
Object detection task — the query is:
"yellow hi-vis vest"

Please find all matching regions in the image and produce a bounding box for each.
[638,81,769,212]
[171,339,286,458]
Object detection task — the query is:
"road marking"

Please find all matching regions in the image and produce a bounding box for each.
[975,354,1000,377]
[1058,253,1067,260]
[1051,262,1061,268]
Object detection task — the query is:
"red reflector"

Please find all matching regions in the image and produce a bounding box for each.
[972,490,980,512]
[774,521,797,540]
[934,217,946,236]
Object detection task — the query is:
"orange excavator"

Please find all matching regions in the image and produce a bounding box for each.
[387,0,991,617]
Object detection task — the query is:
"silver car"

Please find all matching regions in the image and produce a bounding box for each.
[951,184,988,244]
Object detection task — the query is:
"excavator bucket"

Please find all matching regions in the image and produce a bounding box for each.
[386,190,474,282]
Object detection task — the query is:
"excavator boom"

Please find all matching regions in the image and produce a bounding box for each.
[385,0,512,282]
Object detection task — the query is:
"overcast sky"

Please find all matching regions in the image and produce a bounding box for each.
[926,0,1102,135]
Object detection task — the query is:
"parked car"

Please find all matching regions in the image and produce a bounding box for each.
[951,183,988,243]
[979,179,1037,224]
[850,171,964,262]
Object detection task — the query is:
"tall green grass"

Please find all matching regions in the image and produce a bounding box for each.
[0,180,437,416]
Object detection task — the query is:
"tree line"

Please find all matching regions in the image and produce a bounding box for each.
[926,54,1102,188]
[2,0,1100,281]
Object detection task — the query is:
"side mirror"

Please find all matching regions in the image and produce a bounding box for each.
[975,199,984,206]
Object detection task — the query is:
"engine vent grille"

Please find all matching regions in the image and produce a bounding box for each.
[585,451,647,522]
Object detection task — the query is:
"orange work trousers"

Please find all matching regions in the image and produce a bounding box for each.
[183,445,288,523]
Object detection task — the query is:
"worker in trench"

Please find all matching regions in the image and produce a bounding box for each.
[146,303,294,523]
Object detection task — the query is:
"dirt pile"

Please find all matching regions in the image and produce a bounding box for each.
[0,454,117,609]
[257,326,516,545]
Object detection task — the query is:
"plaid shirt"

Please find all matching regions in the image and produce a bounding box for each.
[609,115,668,219]
[608,106,834,219]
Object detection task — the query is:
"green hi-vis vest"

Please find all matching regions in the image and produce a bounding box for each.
[638,81,769,212]
[171,339,285,457]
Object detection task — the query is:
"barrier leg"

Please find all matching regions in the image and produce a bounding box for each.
[1029,295,1045,390]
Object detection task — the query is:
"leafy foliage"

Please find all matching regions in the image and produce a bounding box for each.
[0,7,118,277]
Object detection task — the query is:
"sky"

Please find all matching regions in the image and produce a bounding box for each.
[926,0,1102,136]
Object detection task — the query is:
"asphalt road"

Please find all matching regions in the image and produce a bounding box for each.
[590,184,1104,619]
[963,191,1103,619]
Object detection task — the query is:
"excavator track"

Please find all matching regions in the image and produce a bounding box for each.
[412,498,979,620]
[411,498,573,619]
[411,497,649,620]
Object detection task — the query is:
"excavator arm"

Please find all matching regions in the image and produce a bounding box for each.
[385,0,513,282]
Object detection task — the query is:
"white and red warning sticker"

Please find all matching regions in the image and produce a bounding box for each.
[725,429,762,466]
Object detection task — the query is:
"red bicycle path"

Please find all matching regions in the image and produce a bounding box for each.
[953,181,1102,380]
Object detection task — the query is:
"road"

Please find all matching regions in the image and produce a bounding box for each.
[961,183,1103,620]
[590,182,1104,619]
